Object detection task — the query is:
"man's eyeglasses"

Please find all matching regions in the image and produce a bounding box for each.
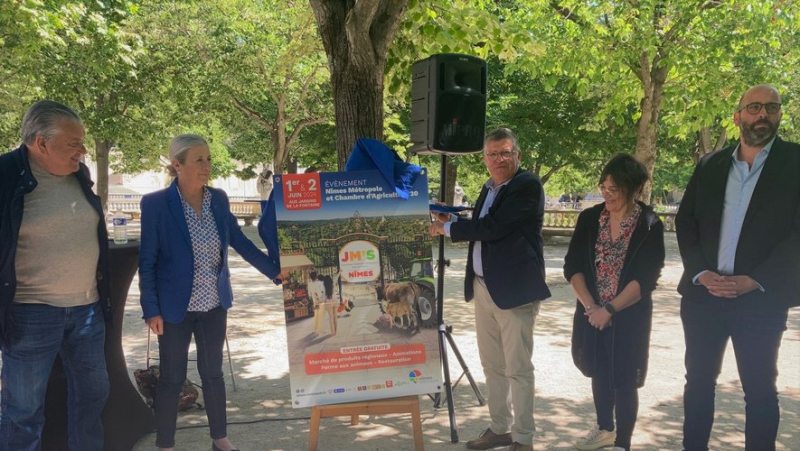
[738,102,782,115]
[484,150,517,161]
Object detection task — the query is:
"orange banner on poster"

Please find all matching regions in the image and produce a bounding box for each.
[304,343,426,375]
[281,173,322,210]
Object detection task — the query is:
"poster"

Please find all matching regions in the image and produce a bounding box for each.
[273,169,442,408]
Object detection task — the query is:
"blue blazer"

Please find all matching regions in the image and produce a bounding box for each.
[139,181,280,323]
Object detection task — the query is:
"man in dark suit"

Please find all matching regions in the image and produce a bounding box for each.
[676,84,800,451]
[431,128,551,451]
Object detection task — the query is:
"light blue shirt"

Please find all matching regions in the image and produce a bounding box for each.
[444,177,511,277]
[700,138,773,287]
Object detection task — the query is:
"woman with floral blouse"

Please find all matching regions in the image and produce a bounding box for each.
[563,154,665,451]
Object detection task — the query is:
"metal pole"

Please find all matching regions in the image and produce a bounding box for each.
[436,154,459,443]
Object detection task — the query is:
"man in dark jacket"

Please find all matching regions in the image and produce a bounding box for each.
[676,84,800,451]
[430,128,551,451]
[0,100,111,450]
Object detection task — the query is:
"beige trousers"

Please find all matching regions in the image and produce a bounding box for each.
[474,276,540,445]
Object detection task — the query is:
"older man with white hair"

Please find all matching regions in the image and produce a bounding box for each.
[0,100,111,450]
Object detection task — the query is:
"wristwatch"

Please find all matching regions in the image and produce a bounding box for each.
[604,303,617,316]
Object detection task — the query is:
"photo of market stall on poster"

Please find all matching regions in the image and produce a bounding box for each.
[273,169,442,408]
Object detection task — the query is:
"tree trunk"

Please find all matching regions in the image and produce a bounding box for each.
[445,159,458,205]
[633,51,668,204]
[310,0,409,170]
[695,127,727,162]
[94,139,112,210]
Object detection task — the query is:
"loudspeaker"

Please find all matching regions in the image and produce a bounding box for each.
[410,54,487,155]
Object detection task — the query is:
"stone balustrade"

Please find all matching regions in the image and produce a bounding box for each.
[107,200,263,226]
[543,209,677,237]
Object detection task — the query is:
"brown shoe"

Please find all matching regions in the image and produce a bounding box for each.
[466,428,513,450]
[509,442,533,451]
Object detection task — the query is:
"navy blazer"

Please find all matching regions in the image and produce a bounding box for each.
[450,168,551,309]
[676,136,800,311]
[139,181,280,323]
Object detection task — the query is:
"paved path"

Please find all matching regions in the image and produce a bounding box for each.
[124,230,799,450]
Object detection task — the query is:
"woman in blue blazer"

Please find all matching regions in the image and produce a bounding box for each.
[139,134,279,451]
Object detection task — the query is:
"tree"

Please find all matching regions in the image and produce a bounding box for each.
[309,0,410,170]
[16,1,174,207]
[513,0,799,201]
[141,0,332,175]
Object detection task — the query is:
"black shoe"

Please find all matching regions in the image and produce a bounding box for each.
[212,443,240,451]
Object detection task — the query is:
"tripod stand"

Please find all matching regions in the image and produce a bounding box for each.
[432,155,485,443]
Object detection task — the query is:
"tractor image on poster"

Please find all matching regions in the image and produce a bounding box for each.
[398,258,436,328]
[334,233,436,333]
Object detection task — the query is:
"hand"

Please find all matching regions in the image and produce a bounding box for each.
[146,315,164,335]
[430,202,452,223]
[713,275,760,298]
[585,307,612,330]
[429,221,446,237]
[699,271,758,298]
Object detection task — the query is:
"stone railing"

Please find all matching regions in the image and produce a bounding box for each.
[542,210,677,237]
[107,200,263,226]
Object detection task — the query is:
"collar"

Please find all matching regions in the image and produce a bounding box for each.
[483,167,521,190]
[731,135,776,162]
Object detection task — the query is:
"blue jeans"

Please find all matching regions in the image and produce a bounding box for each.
[0,302,108,451]
[155,307,227,448]
[681,299,788,451]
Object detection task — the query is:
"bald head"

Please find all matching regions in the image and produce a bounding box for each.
[738,84,781,110]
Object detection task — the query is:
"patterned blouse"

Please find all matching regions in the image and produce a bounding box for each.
[180,187,223,312]
[594,204,641,304]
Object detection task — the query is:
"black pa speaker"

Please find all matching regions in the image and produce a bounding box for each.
[410,54,487,155]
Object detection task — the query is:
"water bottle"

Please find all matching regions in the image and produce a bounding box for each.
[112,211,128,244]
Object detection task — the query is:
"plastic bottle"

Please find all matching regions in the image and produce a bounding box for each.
[112,211,128,244]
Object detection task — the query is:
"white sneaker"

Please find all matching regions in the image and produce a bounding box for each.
[574,425,616,450]
[611,447,626,450]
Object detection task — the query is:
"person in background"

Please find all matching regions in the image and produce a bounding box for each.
[321,275,338,334]
[564,154,665,451]
[430,127,550,451]
[676,84,800,451]
[308,271,326,336]
[0,100,111,450]
[138,134,280,451]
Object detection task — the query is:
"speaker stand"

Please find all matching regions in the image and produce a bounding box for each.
[431,155,485,443]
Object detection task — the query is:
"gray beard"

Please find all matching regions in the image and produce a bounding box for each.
[741,126,776,147]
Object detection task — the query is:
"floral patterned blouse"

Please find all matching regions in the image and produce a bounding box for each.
[594,204,642,304]
[179,187,223,312]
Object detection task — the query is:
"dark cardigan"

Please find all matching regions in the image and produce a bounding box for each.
[563,202,665,388]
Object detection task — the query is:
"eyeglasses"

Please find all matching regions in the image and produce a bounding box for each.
[484,150,517,161]
[598,185,620,196]
[738,102,782,115]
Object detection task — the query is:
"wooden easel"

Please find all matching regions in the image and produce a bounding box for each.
[308,395,424,451]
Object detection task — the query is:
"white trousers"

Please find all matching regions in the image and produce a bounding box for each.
[474,276,540,445]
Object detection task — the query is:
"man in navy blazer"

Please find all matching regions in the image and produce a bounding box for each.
[676,84,800,451]
[431,128,551,451]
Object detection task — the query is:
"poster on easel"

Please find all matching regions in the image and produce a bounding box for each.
[273,169,442,408]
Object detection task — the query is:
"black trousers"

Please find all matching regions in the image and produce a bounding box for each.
[681,299,788,451]
[155,307,228,448]
[592,327,638,451]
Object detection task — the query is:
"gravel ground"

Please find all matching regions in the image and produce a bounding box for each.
[124,229,799,451]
